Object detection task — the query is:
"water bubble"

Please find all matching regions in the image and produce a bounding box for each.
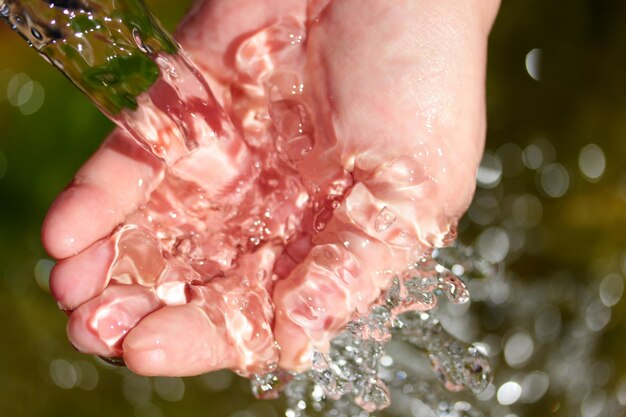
[538,163,569,198]
[599,273,623,307]
[578,144,606,182]
[525,48,542,81]
[252,372,288,400]
[375,206,396,232]
[476,151,503,189]
[50,359,78,389]
[354,378,391,412]
[270,99,314,162]
[497,381,522,405]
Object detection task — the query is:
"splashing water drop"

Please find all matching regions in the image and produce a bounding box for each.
[354,378,391,412]
[374,206,397,232]
[251,371,291,400]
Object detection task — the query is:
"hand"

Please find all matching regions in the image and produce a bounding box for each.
[43,0,499,376]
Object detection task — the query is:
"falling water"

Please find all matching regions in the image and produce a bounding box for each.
[0,1,495,415]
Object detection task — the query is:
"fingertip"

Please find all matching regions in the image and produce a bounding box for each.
[67,285,161,358]
[42,130,164,260]
[42,183,117,259]
[274,312,314,372]
[123,305,236,377]
[50,238,115,310]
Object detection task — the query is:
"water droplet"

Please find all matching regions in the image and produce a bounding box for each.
[251,372,290,400]
[269,99,314,162]
[354,378,391,412]
[375,206,396,232]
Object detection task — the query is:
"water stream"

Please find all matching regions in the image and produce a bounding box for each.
[0,1,494,414]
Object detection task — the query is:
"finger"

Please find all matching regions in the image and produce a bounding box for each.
[175,0,306,84]
[42,0,306,260]
[274,0,494,369]
[67,284,162,357]
[273,187,415,371]
[50,238,115,311]
[123,248,279,376]
[51,223,167,311]
[42,130,164,259]
[300,0,490,226]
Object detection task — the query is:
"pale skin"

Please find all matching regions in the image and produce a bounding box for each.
[43,0,500,376]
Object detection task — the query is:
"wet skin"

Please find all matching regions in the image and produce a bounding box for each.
[42,0,500,376]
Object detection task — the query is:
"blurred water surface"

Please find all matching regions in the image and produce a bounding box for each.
[0,1,625,416]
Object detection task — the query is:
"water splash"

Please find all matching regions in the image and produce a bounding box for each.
[2,4,494,414]
[0,0,236,166]
[253,243,493,416]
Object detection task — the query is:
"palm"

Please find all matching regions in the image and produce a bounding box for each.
[43,0,497,376]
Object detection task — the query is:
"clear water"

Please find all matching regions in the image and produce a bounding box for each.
[253,244,494,415]
[0,1,494,414]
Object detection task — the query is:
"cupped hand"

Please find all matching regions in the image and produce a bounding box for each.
[43,0,499,376]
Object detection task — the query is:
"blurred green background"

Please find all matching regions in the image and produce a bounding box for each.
[0,1,625,416]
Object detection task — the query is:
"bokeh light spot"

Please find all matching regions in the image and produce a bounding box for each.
[122,374,152,406]
[585,301,611,331]
[153,377,185,402]
[522,144,543,170]
[74,360,99,390]
[504,332,534,367]
[521,371,549,403]
[50,359,78,389]
[34,258,54,292]
[197,369,234,392]
[497,381,522,405]
[578,144,606,182]
[616,375,626,405]
[476,151,503,189]
[525,48,542,81]
[7,72,30,106]
[581,390,606,417]
[539,163,569,198]
[534,304,562,342]
[477,227,510,263]
[20,80,45,115]
[599,273,623,307]
[511,194,543,228]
